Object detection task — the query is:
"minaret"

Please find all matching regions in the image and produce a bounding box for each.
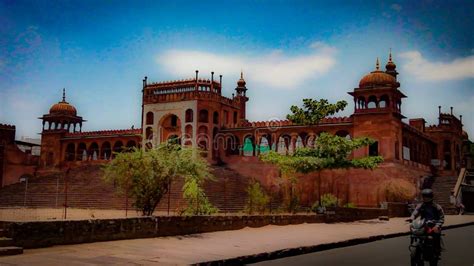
[235,71,249,121]
[385,49,398,78]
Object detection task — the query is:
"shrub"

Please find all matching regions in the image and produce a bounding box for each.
[312,193,340,212]
[182,176,218,216]
[382,179,415,202]
[245,181,270,215]
[343,202,356,208]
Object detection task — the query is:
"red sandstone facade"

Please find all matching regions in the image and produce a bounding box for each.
[1,53,471,207]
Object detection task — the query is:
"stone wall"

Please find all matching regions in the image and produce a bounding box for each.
[4,207,390,249]
[223,156,428,207]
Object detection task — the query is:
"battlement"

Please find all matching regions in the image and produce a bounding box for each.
[231,116,353,129]
[0,123,16,130]
[64,128,142,138]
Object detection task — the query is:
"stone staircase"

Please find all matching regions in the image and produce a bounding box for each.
[0,164,252,214]
[431,175,457,214]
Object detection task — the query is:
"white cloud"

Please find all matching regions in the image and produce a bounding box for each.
[157,42,337,89]
[400,51,474,81]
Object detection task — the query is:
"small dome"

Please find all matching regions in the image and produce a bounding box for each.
[50,101,77,116]
[359,71,397,88]
[49,89,77,116]
[237,71,246,87]
[359,58,397,88]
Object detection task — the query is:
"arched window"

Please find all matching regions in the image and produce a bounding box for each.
[76,143,87,161]
[357,96,366,109]
[113,141,124,154]
[213,111,219,124]
[199,109,209,123]
[367,95,377,109]
[259,136,270,154]
[126,140,137,149]
[379,95,389,108]
[146,112,154,125]
[185,109,193,123]
[243,136,254,157]
[101,142,111,160]
[89,142,99,160]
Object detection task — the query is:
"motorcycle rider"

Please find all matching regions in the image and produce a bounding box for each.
[408,188,445,256]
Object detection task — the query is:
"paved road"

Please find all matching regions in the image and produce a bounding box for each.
[253,225,474,266]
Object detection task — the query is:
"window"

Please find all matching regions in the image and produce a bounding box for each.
[213,111,219,124]
[233,111,238,124]
[199,109,209,123]
[369,141,378,156]
[185,109,193,123]
[171,115,178,127]
[146,112,154,125]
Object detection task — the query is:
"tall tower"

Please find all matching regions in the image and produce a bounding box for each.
[235,71,249,122]
[349,54,406,161]
[39,89,84,168]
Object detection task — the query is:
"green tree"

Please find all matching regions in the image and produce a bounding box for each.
[261,98,383,207]
[245,180,270,215]
[103,143,213,216]
[182,175,219,216]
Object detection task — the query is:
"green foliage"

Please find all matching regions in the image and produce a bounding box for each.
[182,175,218,216]
[260,132,384,173]
[103,143,213,216]
[287,99,348,125]
[245,181,270,215]
[343,202,356,208]
[312,193,339,209]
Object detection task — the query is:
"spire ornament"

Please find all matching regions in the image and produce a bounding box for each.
[62,88,66,102]
[376,57,380,70]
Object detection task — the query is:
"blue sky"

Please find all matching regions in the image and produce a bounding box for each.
[1,0,473,139]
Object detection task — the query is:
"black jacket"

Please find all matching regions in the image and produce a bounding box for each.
[410,202,445,227]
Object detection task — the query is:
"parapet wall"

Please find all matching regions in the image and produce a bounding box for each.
[3,207,401,249]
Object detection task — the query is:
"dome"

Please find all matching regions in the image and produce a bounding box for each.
[359,58,397,88]
[49,89,77,116]
[359,71,397,88]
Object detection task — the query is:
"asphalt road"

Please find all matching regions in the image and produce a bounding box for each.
[252,225,474,266]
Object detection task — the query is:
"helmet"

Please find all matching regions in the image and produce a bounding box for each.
[421,189,434,202]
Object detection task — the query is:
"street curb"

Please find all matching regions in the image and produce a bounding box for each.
[196,221,474,265]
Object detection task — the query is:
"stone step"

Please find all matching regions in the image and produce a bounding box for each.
[0,238,14,247]
[0,246,23,256]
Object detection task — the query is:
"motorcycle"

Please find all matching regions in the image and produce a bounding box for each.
[408,218,440,266]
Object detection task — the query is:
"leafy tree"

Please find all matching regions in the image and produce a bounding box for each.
[261,98,383,207]
[287,99,348,125]
[103,144,213,216]
[182,175,219,216]
[245,180,270,215]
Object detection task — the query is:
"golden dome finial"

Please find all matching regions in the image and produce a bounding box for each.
[376,57,380,70]
[389,48,393,62]
[62,88,66,102]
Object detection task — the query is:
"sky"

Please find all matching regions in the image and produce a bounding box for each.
[0,0,473,139]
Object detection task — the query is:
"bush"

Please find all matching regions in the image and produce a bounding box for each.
[182,176,218,216]
[245,181,270,215]
[312,193,340,212]
[382,179,415,202]
[343,202,356,208]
